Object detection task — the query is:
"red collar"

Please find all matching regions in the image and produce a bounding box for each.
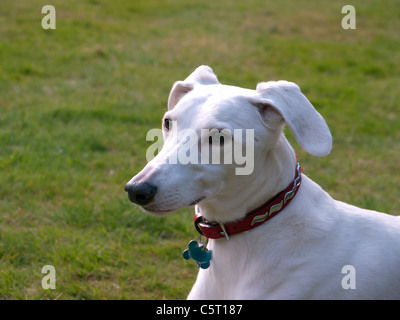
[194,163,302,240]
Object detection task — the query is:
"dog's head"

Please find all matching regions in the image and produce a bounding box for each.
[124,66,331,216]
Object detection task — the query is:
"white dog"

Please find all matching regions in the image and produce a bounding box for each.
[125,66,400,299]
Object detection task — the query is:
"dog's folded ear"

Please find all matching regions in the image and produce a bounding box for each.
[168,65,220,110]
[184,65,220,85]
[251,81,332,157]
[168,81,194,110]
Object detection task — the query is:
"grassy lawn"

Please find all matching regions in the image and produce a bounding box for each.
[0,0,399,299]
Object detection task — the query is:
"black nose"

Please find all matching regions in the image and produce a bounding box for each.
[124,181,157,206]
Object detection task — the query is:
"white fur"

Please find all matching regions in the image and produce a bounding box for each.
[126,66,400,299]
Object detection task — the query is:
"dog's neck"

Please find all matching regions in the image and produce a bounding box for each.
[197,134,297,224]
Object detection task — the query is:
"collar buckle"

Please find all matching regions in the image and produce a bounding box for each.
[218,223,230,240]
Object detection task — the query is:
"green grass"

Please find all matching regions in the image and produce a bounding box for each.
[0,0,399,299]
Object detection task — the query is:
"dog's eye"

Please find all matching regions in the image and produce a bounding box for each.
[163,118,171,131]
[209,129,228,146]
[209,135,224,145]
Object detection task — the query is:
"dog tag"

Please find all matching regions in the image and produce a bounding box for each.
[183,240,212,269]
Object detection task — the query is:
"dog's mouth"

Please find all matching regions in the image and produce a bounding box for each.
[141,196,206,215]
[189,196,206,206]
[140,206,174,216]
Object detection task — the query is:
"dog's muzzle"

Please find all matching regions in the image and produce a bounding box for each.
[124,181,157,206]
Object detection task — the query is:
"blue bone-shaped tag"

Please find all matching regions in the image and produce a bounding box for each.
[183,240,212,269]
